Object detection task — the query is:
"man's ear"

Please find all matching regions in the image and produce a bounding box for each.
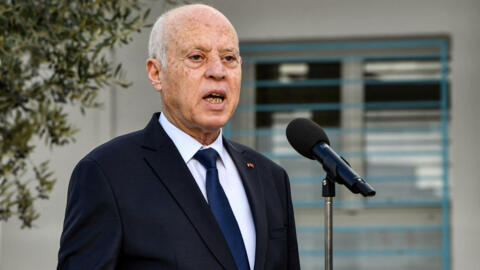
[146,58,162,92]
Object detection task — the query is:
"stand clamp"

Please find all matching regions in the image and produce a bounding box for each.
[322,175,336,270]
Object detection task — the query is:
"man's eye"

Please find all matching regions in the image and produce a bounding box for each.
[224,55,236,61]
[189,54,203,61]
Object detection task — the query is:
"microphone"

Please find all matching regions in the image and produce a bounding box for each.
[286,118,376,197]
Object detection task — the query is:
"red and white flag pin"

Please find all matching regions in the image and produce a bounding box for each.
[247,162,254,168]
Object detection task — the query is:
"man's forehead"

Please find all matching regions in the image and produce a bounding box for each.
[175,38,239,58]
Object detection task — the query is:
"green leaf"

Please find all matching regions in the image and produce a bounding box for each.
[0,0,178,228]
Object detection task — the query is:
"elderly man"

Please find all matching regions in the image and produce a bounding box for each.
[58,4,300,270]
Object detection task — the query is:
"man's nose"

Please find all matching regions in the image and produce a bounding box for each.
[205,57,226,80]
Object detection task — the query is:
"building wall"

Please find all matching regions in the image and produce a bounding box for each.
[1,0,479,269]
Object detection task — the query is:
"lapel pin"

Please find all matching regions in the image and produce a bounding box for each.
[247,162,254,168]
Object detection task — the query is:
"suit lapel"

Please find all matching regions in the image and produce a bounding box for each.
[141,113,238,270]
[224,139,268,270]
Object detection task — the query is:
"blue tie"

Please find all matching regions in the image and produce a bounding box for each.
[194,148,250,270]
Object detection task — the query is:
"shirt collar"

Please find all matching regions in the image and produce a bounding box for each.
[159,113,226,164]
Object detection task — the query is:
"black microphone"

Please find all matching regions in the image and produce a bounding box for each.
[286,118,376,197]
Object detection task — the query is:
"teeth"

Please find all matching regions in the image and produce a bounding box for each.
[204,92,224,104]
[206,97,223,104]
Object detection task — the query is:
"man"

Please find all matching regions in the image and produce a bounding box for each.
[58,4,300,270]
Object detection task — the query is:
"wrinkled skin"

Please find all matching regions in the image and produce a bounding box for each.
[147,5,242,145]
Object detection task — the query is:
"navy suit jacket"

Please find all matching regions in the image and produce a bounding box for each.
[58,113,300,270]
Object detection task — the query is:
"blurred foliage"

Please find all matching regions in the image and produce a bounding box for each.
[0,0,176,228]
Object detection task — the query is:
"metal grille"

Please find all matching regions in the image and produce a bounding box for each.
[226,38,450,270]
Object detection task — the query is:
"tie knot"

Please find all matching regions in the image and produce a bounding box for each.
[194,148,219,169]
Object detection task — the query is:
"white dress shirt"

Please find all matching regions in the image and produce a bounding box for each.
[159,114,256,269]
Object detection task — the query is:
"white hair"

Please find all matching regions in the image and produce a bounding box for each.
[148,14,167,67]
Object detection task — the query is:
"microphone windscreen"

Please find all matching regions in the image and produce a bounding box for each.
[286,118,330,160]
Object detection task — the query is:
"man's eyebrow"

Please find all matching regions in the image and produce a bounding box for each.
[194,46,211,52]
[180,46,239,55]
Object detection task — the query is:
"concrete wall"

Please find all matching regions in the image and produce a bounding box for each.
[1,0,479,269]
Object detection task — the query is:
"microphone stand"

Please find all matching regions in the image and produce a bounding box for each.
[322,174,336,270]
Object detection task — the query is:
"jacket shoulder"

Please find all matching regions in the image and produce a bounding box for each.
[83,129,144,164]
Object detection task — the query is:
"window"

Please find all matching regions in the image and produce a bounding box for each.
[227,38,450,270]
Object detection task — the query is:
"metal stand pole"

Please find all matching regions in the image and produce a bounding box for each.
[322,177,335,270]
[325,196,333,270]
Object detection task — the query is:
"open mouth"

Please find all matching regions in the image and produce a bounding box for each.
[204,92,225,104]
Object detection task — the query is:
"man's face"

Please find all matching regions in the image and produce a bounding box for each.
[157,11,241,140]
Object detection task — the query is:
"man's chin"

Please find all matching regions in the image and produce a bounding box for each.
[199,119,228,132]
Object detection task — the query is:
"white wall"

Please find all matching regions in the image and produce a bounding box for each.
[1,1,478,269]
[212,1,480,269]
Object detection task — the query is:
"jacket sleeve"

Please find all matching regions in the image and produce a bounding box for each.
[284,169,301,270]
[57,158,122,270]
